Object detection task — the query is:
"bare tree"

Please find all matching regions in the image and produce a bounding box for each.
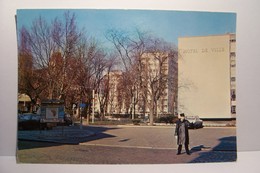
[106,29,178,125]
[18,11,116,118]
[51,11,83,101]
[18,11,178,124]
[19,11,84,103]
[97,53,118,119]
[141,38,178,124]
[70,36,118,121]
[106,29,148,119]
[18,26,49,109]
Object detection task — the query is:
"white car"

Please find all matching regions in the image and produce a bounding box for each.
[186,115,203,129]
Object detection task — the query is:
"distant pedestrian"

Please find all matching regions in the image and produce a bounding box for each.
[174,113,190,155]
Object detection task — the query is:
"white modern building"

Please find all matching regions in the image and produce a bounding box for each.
[178,34,236,119]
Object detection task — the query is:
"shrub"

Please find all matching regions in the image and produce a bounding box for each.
[132,119,141,125]
[155,115,178,124]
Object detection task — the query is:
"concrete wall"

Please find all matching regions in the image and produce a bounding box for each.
[178,34,233,119]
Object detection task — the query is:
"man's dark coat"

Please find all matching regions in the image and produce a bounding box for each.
[175,119,190,145]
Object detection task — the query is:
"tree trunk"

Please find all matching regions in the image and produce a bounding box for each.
[148,99,155,126]
[149,107,154,126]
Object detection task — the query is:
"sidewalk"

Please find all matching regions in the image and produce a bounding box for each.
[123,120,236,127]
[18,125,95,144]
[202,120,236,127]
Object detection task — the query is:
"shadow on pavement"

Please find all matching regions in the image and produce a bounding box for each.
[17,140,63,150]
[17,125,119,150]
[189,136,237,163]
[79,126,118,143]
[190,145,211,153]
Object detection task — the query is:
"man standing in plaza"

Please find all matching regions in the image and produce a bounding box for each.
[174,113,190,155]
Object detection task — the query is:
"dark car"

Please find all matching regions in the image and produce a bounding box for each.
[18,113,42,130]
[186,115,203,129]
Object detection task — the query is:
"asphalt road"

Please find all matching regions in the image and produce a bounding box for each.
[17,125,237,164]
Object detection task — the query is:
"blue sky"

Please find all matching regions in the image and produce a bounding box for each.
[17,9,236,47]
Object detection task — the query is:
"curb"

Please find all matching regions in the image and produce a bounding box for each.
[117,124,235,128]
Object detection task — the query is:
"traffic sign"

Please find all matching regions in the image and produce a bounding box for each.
[80,103,86,108]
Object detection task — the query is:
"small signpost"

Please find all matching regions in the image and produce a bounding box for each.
[80,103,86,108]
[79,103,87,129]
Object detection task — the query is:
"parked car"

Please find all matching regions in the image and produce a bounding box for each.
[186,115,203,129]
[18,113,42,130]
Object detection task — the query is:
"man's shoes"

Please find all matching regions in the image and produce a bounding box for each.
[176,152,181,155]
[186,151,191,155]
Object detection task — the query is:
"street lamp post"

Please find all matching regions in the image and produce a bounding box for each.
[80,104,82,129]
[92,89,95,123]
